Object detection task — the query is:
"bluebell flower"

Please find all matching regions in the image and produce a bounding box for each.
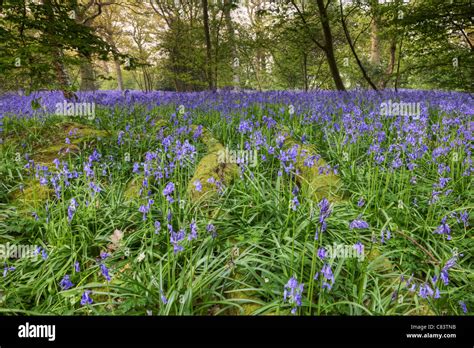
[349,218,369,230]
[353,241,364,255]
[459,301,468,314]
[283,276,304,315]
[3,264,15,278]
[80,290,93,306]
[315,198,331,239]
[132,162,140,173]
[290,195,299,211]
[434,216,451,240]
[170,229,185,254]
[459,210,469,227]
[100,252,109,260]
[188,220,198,241]
[160,290,168,304]
[100,263,111,282]
[163,182,175,196]
[139,204,150,220]
[74,261,80,273]
[314,263,335,290]
[154,221,161,234]
[317,247,326,260]
[67,198,78,223]
[59,275,74,290]
[193,179,202,192]
[206,223,217,238]
[418,283,434,299]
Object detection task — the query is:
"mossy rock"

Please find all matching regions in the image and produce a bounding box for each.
[366,246,394,272]
[9,180,53,210]
[187,127,239,204]
[34,143,81,166]
[226,272,264,315]
[31,122,109,166]
[123,176,144,201]
[283,136,344,202]
[190,125,222,152]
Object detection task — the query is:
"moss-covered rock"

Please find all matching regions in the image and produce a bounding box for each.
[283,135,344,202]
[187,126,238,204]
[31,122,109,166]
[123,176,144,201]
[9,180,53,210]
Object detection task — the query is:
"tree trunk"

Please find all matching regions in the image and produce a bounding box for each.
[79,54,96,91]
[303,52,308,91]
[316,0,345,91]
[202,0,214,90]
[43,0,75,99]
[380,40,396,89]
[223,0,239,90]
[370,19,381,65]
[114,58,124,90]
[339,0,378,90]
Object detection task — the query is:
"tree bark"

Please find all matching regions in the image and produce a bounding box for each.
[202,0,214,90]
[339,0,378,90]
[42,0,75,100]
[380,40,396,89]
[114,58,124,90]
[370,19,381,65]
[79,54,97,91]
[316,0,345,91]
[223,0,239,90]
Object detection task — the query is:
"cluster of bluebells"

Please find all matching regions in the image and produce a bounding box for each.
[372,229,392,244]
[290,186,300,211]
[315,198,331,240]
[314,263,335,291]
[98,252,111,282]
[283,276,304,314]
[400,252,462,302]
[33,246,48,260]
[349,217,369,230]
[434,211,470,241]
[3,263,15,278]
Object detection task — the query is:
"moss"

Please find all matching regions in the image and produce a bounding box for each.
[366,246,394,271]
[28,122,109,166]
[226,270,264,315]
[34,144,81,165]
[187,128,238,204]
[9,180,53,210]
[283,134,344,202]
[123,176,144,201]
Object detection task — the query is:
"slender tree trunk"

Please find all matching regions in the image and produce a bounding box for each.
[339,0,378,90]
[370,19,381,65]
[224,0,239,90]
[202,0,214,90]
[79,54,96,91]
[43,0,75,99]
[380,40,396,89]
[316,0,345,91]
[303,52,308,91]
[114,58,124,90]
